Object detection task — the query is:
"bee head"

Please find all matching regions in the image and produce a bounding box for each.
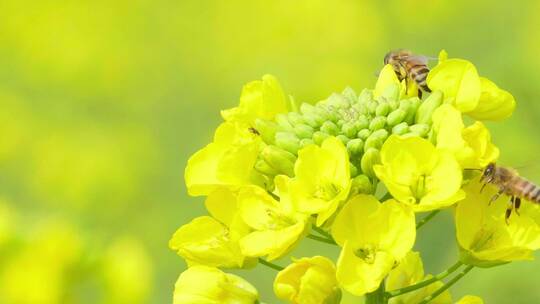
[481,163,496,182]
[383,52,393,65]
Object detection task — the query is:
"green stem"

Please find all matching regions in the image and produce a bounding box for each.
[366,281,387,304]
[417,265,474,304]
[258,258,284,271]
[387,261,463,298]
[312,225,334,240]
[307,233,337,245]
[416,210,441,230]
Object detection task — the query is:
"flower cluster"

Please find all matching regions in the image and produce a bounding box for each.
[171,51,539,304]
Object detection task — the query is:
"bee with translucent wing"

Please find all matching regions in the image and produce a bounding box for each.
[383,49,433,97]
[480,163,540,223]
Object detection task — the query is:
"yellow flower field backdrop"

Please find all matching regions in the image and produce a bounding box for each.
[1,1,540,303]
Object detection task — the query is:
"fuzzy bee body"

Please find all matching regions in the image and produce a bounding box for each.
[481,163,540,222]
[383,49,431,95]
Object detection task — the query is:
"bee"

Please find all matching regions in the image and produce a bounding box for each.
[480,163,540,222]
[383,49,432,97]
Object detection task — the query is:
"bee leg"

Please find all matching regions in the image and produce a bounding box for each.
[480,183,488,193]
[418,89,423,99]
[515,197,521,216]
[489,188,505,205]
[505,197,516,225]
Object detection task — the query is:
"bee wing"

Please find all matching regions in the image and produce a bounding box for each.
[401,54,432,65]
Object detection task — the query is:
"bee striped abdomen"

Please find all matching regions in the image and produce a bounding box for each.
[515,178,540,203]
[408,63,431,92]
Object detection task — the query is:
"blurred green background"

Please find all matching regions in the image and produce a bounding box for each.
[1,0,540,303]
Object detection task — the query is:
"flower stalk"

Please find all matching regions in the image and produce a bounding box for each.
[418,265,474,304]
[416,210,441,230]
[386,260,463,298]
[258,258,284,271]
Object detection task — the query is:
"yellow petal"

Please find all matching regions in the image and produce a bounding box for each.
[465,77,515,121]
[427,59,481,112]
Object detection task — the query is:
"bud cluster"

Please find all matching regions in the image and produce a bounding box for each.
[254,86,443,192]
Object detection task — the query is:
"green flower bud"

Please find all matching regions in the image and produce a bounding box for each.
[364,130,387,151]
[300,102,316,115]
[391,122,409,135]
[261,145,296,177]
[354,115,369,130]
[358,89,373,105]
[342,87,358,104]
[254,158,280,176]
[388,99,399,111]
[294,124,315,139]
[375,103,390,117]
[352,103,368,116]
[326,93,350,109]
[300,138,315,148]
[387,109,407,127]
[347,138,364,155]
[341,122,357,138]
[275,132,301,154]
[361,148,381,179]
[357,129,372,140]
[320,121,340,136]
[371,129,389,141]
[254,119,278,144]
[409,123,430,137]
[302,113,321,128]
[336,135,350,145]
[404,97,421,124]
[350,162,359,177]
[367,101,378,115]
[312,131,330,145]
[399,99,411,113]
[369,116,386,131]
[351,174,374,195]
[287,112,305,126]
[415,90,443,124]
[275,113,294,132]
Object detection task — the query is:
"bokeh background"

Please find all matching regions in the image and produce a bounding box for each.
[1,1,540,303]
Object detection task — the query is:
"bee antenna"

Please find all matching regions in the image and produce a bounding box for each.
[463,168,483,172]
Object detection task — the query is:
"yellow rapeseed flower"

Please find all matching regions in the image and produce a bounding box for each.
[427,52,515,120]
[184,122,264,196]
[456,178,540,267]
[289,137,351,226]
[169,188,255,268]
[331,195,415,296]
[221,74,291,127]
[173,266,258,304]
[432,104,499,169]
[374,135,465,212]
[238,176,310,261]
[273,256,340,304]
[386,251,452,304]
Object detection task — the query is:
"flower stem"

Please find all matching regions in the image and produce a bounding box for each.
[387,261,463,298]
[416,210,441,230]
[366,281,388,304]
[307,233,338,245]
[258,258,284,271]
[417,265,474,304]
[312,225,333,239]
